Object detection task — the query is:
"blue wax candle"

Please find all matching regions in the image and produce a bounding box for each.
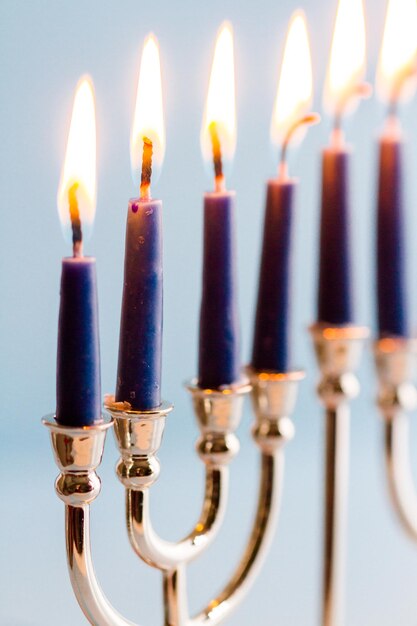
[317,145,353,325]
[198,191,240,389]
[251,179,295,372]
[116,198,163,410]
[56,257,101,426]
[377,135,408,337]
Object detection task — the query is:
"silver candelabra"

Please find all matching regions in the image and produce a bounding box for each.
[44,368,304,625]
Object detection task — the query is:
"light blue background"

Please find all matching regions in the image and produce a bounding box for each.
[2,0,417,624]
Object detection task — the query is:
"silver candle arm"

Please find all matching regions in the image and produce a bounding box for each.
[109,399,228,571]
[310,324,369,626]
[43,415,138,626]
[190,369,302,626]
[375,338,417,541]
[126,466,228,568]
[108,382,250,626]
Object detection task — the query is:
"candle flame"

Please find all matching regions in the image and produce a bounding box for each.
[377,0,417,106]
[57,76,97,251]
[131,34,165,196]
[324,0,368,119]
[271,11,315,151]
[201,22,236,190]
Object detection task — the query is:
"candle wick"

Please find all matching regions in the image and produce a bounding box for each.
[388,98,398,119]
[209,122,225,192]
[140,137,153,201]
[279,112,321,179]
[68,182,83,258]
[333,81,372,134]
[389,61,417,117]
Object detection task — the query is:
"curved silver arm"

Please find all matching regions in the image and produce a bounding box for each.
[384,414,417,541]
[375,338,417,542]
[44,415,138,626]
[186,369,302,626]
[67,504,138,626]
[190,449,283,626]
[126,466,228,570]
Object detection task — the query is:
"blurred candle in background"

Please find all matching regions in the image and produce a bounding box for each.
[56,77,101,427]
[251,11,319,373]
[317,0,370,326]
[198,23,240,389]
[116,34,165,410]
[375,0,417,338]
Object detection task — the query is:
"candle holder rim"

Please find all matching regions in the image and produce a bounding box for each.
[309,323,370,341]
[203,189,236,199]
[267,176,299,187]
[42,413,113,434]
[374,336,417,354]
[104,395,174,418]
[185,377,251,397]
[246,366,306,382]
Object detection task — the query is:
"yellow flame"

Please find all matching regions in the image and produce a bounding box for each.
[377,0,417,104]
[324,0,367,116]
[271,11,313,148]
[57,76,97,236]
[201,22,236,166]
[131,34,165,185]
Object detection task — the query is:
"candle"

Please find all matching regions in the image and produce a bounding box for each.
[252,12,319,373]
[56,77,101,427]
[375,0,417,338]
[198,23,240,389]
[317,0,370,326]
[116,35,165,410]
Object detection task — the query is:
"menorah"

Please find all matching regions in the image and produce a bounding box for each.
[43,367,304,626]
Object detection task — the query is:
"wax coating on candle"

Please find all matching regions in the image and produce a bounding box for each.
[56,257,101,426]
[198,192,240,389]
[317,146,353,325]
[116,198,163,410]
[252,180,295,373]
[377,137,408,337]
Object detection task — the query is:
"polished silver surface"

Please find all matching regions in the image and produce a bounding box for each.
[310,324,369,626]
[44,416,138,626]
[66,504,138,626]
[46,372,300,625]
[375,338,417,541]
[108,382,252,625]
[188,370,301,626]
[187,379,252,465]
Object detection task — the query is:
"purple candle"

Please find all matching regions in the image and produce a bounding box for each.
[374,0,417,337]
[318,0,369,326]
[116,198,163,409]
[56,77,101,427]
[57,257,101,426]
[252,11,318,373]
[199,190,240,388]
[198,23,240,388]
[317,142,353,325]
[116,35,165,410]
[252,181,295,373]
[376,127,408,337]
